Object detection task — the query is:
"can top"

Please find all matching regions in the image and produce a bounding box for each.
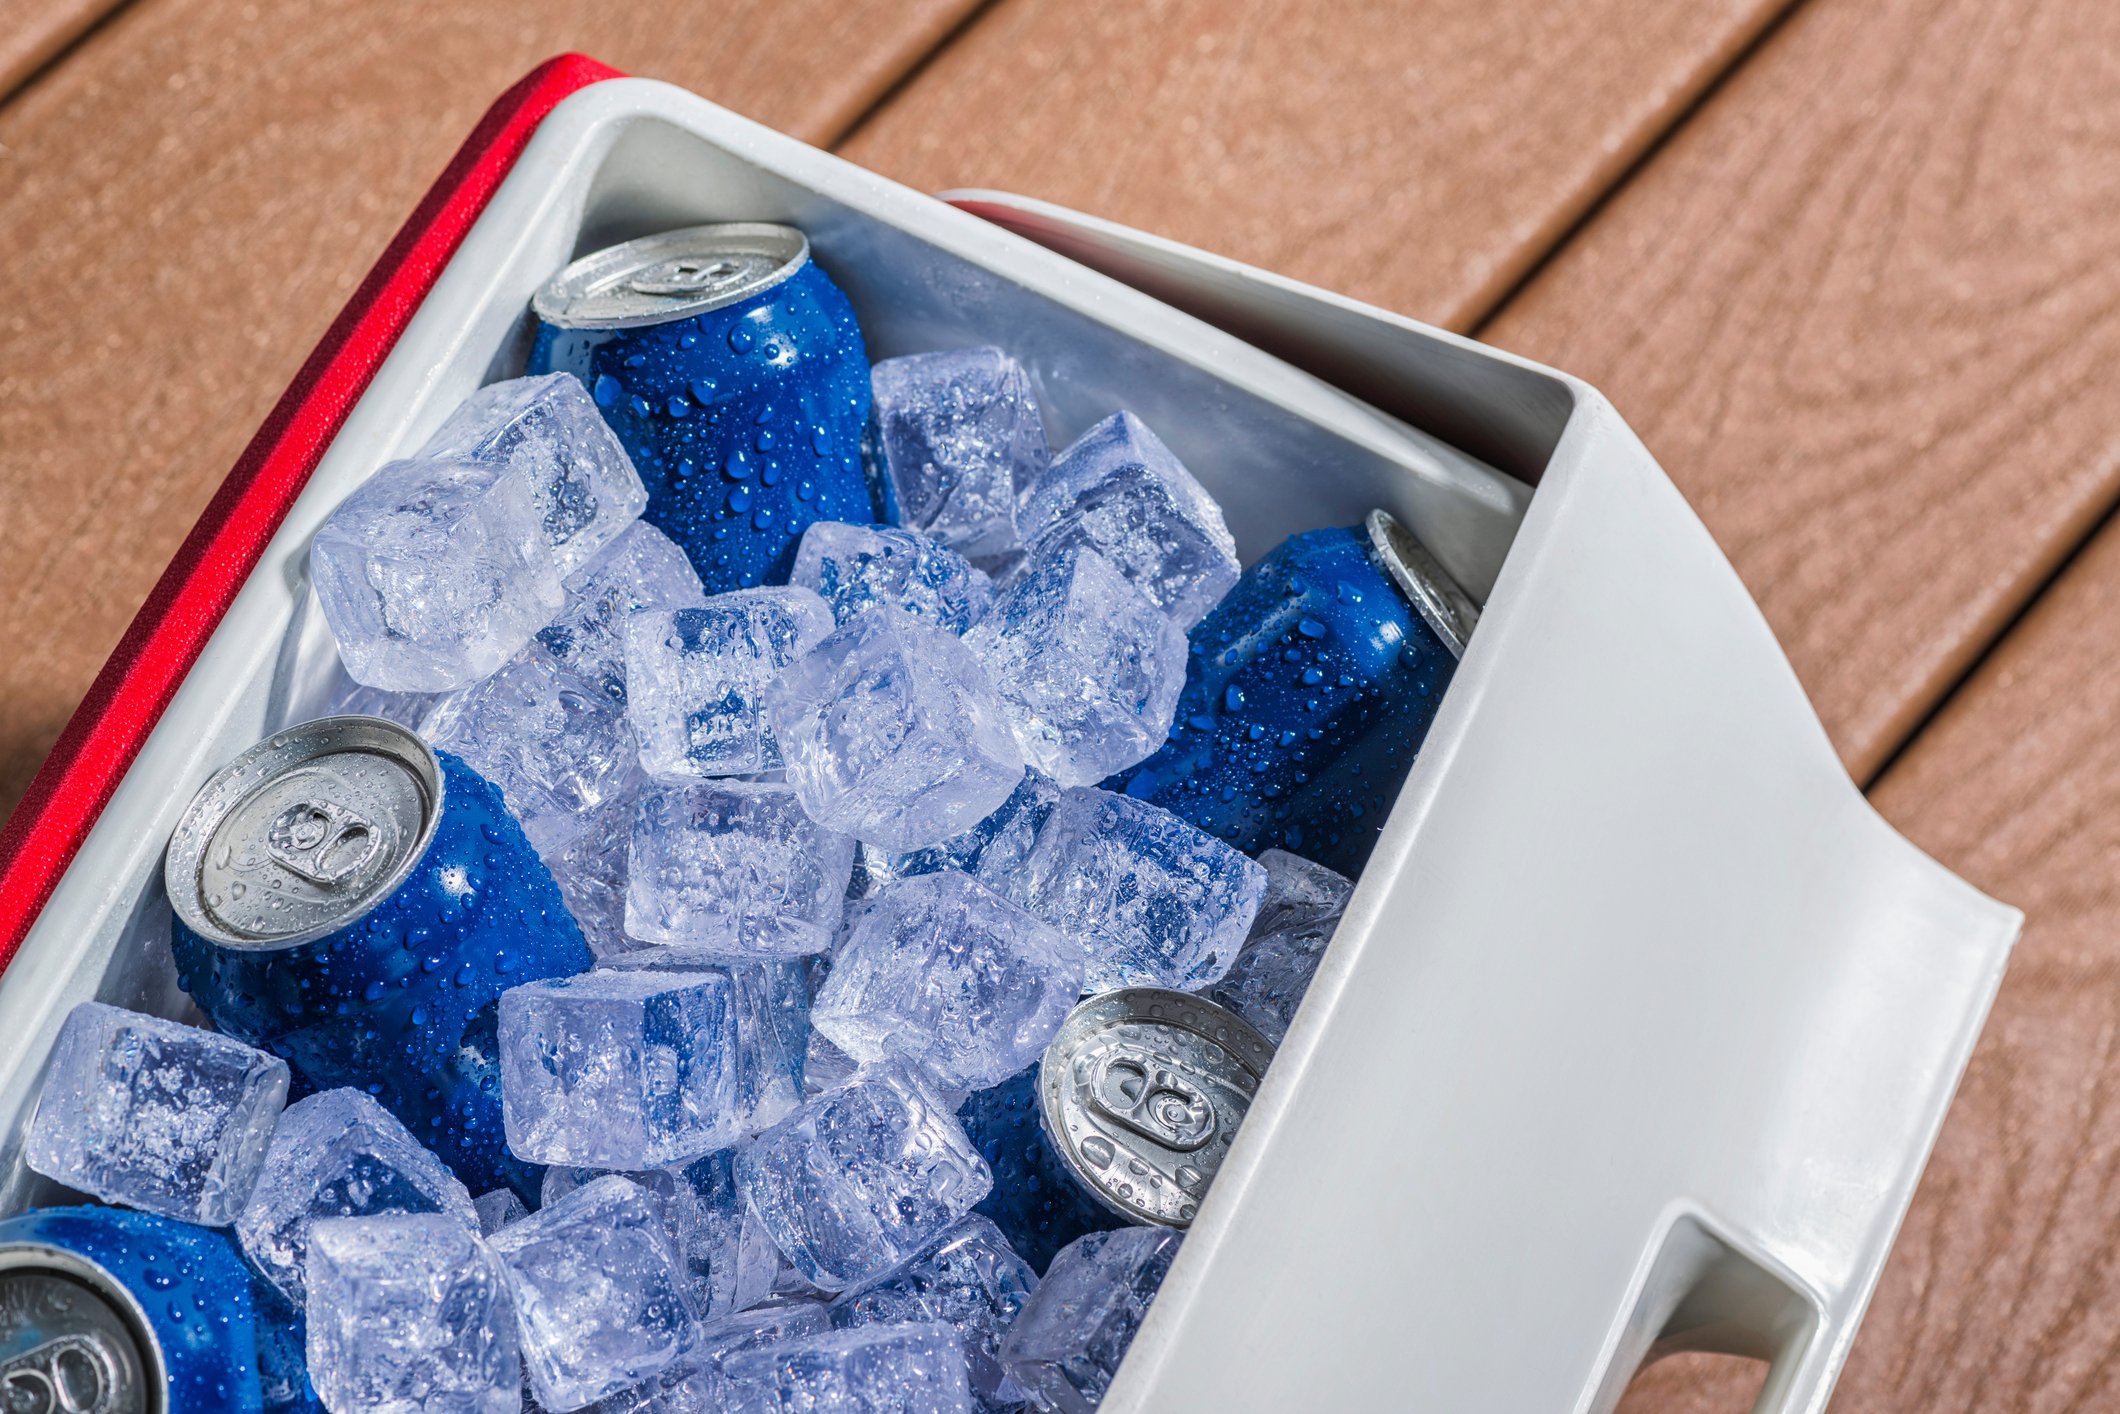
[1038,989,1276,1228]
[531,223,811,330]
[164,715,443,950]
[0,1242,163,1414]
[1366,509,1480,659]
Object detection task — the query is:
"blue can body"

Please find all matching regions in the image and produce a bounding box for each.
[0,1205,316,1413]
[957,1067,1125,1275]
[529,257,874,592]
[1106,523,1460,877]
[171,749,591,1201]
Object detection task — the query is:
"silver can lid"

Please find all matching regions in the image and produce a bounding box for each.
[1366,509,1480,659]
[163,715,443,950]
[532,223,810,330]
[1038,989,1276,1228]
[0,1242,164,1414]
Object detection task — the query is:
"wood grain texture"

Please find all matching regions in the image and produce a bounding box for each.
[0,0,979,815]
[0,0,120,99]
[838,0,1796,333]
[1481,0,2120,782]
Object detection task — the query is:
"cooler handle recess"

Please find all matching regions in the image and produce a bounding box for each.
[945,189,2021,1414]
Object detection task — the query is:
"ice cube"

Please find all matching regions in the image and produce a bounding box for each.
[536,521,708,705]
[425,653,639,856]
[624,781,855,958]
[420,371,649,575]
[499,969,741,1168]
[790,522,992,634]
[997,1227,1181,1414]
[627,590,836,779]
[767,608,1025,853]
[830,1215,1037,1410]
[1009,787,1268,992]
[311,456,565,691]
[585,959,806,1140]
[964,543,1187,786]
[803,1032,860,1100]
[811,872,1083,1092]
[1205,849,1355,1045]
[235,1087,478,1305]
[866,347,1047,561]
[490,1174,701,1410]
[596,1302,832,1414]
[1017,411,1238,629]
[325,677,439,732]
[24,1002,289,1226]
[539,1155,774,1322]
[721,1321,973,1414]
[550,783,643,961]
[304,1213,518,1414]
[737,1067,991,1291]
[472,1189,528,1236]
[860,769,1062,893]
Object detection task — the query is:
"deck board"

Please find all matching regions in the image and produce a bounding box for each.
[0,0,979,812]
[1481,0,2120,780]
[838,0,1798,332]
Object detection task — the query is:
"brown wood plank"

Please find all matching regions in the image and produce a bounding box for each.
[0,0,979,816]
[1480,0,2120,782]
[838,0,1797,333]
[0,0,119,100]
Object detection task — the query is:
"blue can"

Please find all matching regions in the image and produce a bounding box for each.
[0,1205,316,1413]
[1107,511,1478,877]
[164,716,592,1202]
[955,1067,1125,1275]
[528,223,875,592]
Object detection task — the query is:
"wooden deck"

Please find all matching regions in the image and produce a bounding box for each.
[3,1,2117,1405]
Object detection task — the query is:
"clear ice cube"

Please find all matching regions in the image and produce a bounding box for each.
[997,1227,1181,1414]
[499,969,741,1168]
[419,372,649,575]
[624,781,855,958]
[1205,849,1355,1045]
[963,542,1187,786]
[24,1001,289,1227]
[536,521,708,705]
[767,608,1025,853]
[627,590,836,779]
[859,769,1062,895]
[587,959,807,1142]
[550,782,643,962]
[1008,787,1268,992]
[235,1087,478,1305]
[830,1215,1038,1410]
[310,456,565,691]
[472,1188,528,1236]
[325,676,439,732]
[790,522,992,635]
[595,1302,832,1414]
[1017,411,1238,629]
[490,1174,701,1410]
[304,1213,518,1414]
[720,1320,973,1414]
[424,652,640,856]
[866,347,1048,562]
[811,872,1084,1092]
[737,1067,991,1291]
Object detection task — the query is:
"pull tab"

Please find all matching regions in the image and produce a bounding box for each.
[1,1333,125,1414]
[1087,1049,1218,1152]
[628,256,744,297]
[265,799,379,887]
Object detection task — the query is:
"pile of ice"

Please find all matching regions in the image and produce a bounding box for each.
[24,350,1360,1414]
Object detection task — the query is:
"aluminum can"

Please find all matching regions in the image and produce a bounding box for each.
[528,222,874,592]
[1037,989,1274,1230]
[165,716,592,1201]
[0,1204,316,1414]
[1106,510,1478,877]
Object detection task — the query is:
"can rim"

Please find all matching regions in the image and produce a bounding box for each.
[530,222,810,329]
[162,714,444,951]
[1036,987,1275,1229]
[1365,509,1480,659]
[0,1240,169,1414]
